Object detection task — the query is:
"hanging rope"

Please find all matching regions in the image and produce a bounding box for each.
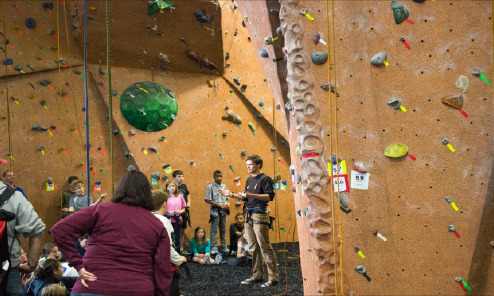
[56,0,64,219]
[326,0,344,294]
[83,0,90,206]
[106,0,114,194]
[2,0,13,173]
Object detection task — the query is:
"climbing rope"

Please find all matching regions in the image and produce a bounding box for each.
[2,0,13,174]
[56,0,63,219]
[106,0,114,194]
[326,0,344,294]
[83,0,90,206]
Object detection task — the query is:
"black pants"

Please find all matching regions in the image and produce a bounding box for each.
[170,270,181,296]
[171,221,181,251]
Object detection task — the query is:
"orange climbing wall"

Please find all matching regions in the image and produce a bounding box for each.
[1,1,298,250]
[240,0,494,295]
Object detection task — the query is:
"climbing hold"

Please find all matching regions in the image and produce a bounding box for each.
[355,266,367,274]
[159,53,170,62]
[240,85,247,92]
[148,0,175,14]
[259,101,265,107]
[270,9,280,14]
[129,129,136,135]
[162,174,168,180]
[291,186,296,192]
[260,49,269,58]
[112,90,118,96]
[387,97,402,110]
[14,66,23,72]
[392,1,409,24]
[337,192,349,208]
[221,109,242,124]
[25,18,36,28]
[233,77,240,85]
[241,150,247,156]
[412,0,426,2]
[225,52,230,60]
[127,165,136,171]
[448,225,456,232]
[311,52,328,65]
[471,68,481,76]
[151,172,160,180]
[441,94,464,109]
[384,143,409,158]
[313,32,320,45]
[3,58,13,65]
[194,9,212,22]
[234,28,238,36]
[113,129,119,135]
[442,137,449,145]
[276,27,282,35]
[222,131,228,137]
[264,37,274,45]
[445,197,453,203]
[320,82,340,97]
[185,50,218,70]
[40,79,51,86]
[455,76,469,92]
[354,161,367,173]
[42,3,53,9]
[31,125,48,131]
[285,101,292,111]
[370,52,387,65]
[248,122,256,132]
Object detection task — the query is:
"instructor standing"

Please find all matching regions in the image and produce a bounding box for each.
[221,154,279,287]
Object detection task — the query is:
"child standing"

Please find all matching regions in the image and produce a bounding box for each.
[190,227,220,264]
[61,176,78,218]
[164,180,187,252]
[229,213,244,256]
[151,190,187,296]
[205,170,230,255]
[68,181,106,213]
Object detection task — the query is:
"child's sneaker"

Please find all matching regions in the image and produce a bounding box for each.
[210,247,218,255]
[204,254,211,264]
[214,253,222,264]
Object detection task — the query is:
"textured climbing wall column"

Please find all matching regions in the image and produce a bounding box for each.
[280,1,340,294]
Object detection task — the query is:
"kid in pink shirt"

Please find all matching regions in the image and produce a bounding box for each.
[165,180,186,251]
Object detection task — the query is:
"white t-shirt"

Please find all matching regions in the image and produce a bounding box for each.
[152,213,183,266]
[62,262,79,277]
[238,240,251,258]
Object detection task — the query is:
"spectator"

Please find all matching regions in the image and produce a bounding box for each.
[61,176,78,218]
[74,234,88,258]
[22,258,76,296]
[1,178,45,296]
[51,170,172,296]
[229,213,244,256]
[205,170,230,255]
[173,170,191,255]
[58,255,78,277]
[225,232,252,267]
[38,243,59,262]
[151,190,187,296]
[2,170,26,199]
[67,181,106,213]
[190,227,217,264]
[164,180,186,252]
[40,284,66,296]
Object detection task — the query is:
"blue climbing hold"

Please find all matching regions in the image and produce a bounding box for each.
[26,18,36,28]
[3,58,13,65]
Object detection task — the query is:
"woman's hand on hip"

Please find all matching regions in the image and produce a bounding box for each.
[78,268,97,288]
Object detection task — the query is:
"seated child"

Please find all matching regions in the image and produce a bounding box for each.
[225,232,252,267]
[68,181,106,213]
[22,259,77,296]
[190,227,220,264]
[229,213,244,256]
[41,283,66,296]
[151,190,187,296]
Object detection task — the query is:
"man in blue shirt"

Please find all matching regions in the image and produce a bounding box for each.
[3,170,27,199]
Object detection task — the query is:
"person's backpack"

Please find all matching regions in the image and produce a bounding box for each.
[0,186,17,295]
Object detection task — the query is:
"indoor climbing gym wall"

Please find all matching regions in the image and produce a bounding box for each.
[0,0,297,252]
[239,0,494,295]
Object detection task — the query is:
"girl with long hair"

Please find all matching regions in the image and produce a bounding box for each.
[190,227,219,264]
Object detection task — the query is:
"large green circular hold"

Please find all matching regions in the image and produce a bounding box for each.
[120,81,177,132]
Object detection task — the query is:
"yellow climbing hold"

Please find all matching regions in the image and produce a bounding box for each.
[384,143,409,158]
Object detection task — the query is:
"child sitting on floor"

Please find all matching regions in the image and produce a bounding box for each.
[190,227,220,264]
[225,232,252,267]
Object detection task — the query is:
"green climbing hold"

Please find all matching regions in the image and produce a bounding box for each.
[392,1,409,25]
[148,0,175,15]
[120,81,178,132]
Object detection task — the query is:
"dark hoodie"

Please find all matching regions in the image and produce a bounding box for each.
[22,277,77,296]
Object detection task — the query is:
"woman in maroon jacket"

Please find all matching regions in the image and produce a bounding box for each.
[51,171,172,296]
